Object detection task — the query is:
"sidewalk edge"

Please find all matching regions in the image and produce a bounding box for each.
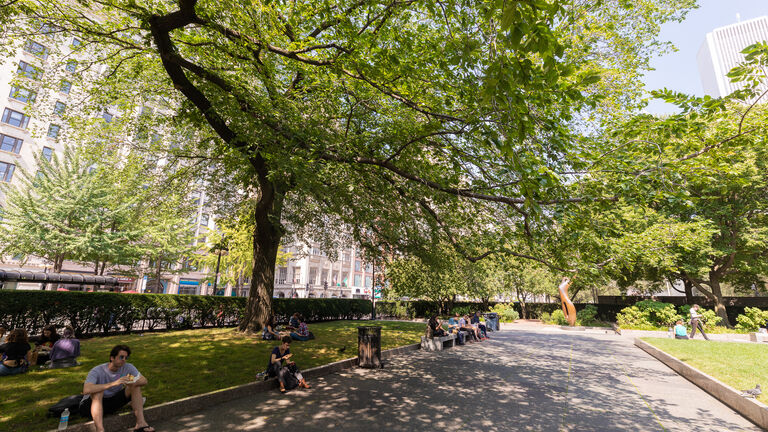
[634,338,768,429]
[60,342,421,432]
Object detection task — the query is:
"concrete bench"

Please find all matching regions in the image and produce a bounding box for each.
[421,333,456,351]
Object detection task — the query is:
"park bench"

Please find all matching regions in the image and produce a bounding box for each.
[421,333,457,351]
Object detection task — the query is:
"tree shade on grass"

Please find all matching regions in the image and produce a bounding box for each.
[0,320,425,432]
[642,337,768,404]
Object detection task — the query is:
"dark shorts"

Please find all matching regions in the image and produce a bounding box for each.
[79,390,131,418]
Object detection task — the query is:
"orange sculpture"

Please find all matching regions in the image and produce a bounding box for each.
[558,276,577,326]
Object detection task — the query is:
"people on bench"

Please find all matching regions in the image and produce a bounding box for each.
[460,315,480,341]
[472,311,489,340]
[427,315,447,337]
[447,313,465,345]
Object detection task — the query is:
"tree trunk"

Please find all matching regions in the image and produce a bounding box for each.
[515,286,528,319]
[239,182,284,333]
[708,276,731,327]
[94,260,100,274]
[683,279,693,304]
[154,258,163,294]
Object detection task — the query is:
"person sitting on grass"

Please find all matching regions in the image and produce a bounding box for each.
[30,324,59,366]
[0,326,7,344]
[427,315,447,337]
[267,336,311,393]
[79,345,154,432]
[290,315,311,341]
[48,326,81,368]
[286,312,300,330]
[674,320,689,340]
[471,311,489,339]
[0,328,31,376]
[262,315,281,340]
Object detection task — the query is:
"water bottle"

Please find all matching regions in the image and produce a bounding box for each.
[58,408,69,430]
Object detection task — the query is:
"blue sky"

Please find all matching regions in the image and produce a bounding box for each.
[642,0,767,114]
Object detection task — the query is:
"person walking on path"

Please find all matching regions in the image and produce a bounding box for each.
[689,305,710,340]
[79,345,154,432]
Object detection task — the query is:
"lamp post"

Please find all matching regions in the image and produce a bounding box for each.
[371,258,376,320]
[209,239,229,296]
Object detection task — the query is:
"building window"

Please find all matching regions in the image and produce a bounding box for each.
[9,86,37,103]
[17,61,43,81]
[0,134,23,154]
[53,101,66,116]
[71,37,82,47]
[65,60,77,73]
[2,108,30,129]
[60,80,72,94]
[200,213,209,226]
[353,274,362,287]
[365,276,372,287]
[102,111,113,123]
[365,263,373,273]
[23,40,50,59]
[354,260,361,272]
[42,146,53,161]
[37,22,59,34]
[0,161,15,182]
[47,124,61,138]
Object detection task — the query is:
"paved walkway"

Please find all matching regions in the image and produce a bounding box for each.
[153,327,760,431]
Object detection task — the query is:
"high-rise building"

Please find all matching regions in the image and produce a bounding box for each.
[697,16,768,98]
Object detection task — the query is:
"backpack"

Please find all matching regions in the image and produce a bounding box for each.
[283,364,300,390]
[47,395,83,418]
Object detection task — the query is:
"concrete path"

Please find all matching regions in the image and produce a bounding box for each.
[152,328,760,431]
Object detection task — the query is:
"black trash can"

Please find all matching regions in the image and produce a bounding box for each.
[358,326,382,368]
[484,313,499,332]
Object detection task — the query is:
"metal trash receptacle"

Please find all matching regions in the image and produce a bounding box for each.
[358,326,382,368]
[484,313,499,332]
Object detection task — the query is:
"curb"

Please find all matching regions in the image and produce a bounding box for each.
[59,342,421,432]
[634,338,768,429]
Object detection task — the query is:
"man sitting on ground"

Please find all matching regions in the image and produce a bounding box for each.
[48,326,80,368]
[79,345,154,432]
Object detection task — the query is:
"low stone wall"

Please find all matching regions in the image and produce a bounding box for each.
[635,338,768,429]
[61,342,421,432]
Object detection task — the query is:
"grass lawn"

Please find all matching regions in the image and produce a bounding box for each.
[1,320,424,432]
[642,337,768,404]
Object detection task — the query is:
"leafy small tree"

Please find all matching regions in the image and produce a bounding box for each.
[0,147,141,276]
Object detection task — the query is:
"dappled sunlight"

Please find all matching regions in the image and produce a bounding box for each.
[151,330,759,432]
[2,321,423,432]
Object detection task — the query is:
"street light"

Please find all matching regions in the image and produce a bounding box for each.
[209,238,229,295]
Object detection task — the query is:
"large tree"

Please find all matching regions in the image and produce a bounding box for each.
[15,0,696,331]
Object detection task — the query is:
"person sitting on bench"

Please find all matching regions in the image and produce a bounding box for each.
[460,315,480,341]
[267,336,311,393]
[447,313,465,344]
[427,315,447,337]
[471,312,489,339]
[79,345,154,432]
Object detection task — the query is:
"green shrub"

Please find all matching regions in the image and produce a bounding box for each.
[550,309,568,325]
[540,312,551,323]
[490,303,519,322]
[576,305,598,326]
[617,300,681,328]
[735,307,768,331]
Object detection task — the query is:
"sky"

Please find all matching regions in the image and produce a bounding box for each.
[642,0,767,114]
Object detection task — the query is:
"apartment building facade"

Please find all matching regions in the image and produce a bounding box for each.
[697,16,768,98]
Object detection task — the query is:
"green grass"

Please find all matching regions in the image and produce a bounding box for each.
[0,320,424,432]
[642,337,768,404]
[625,325,751,333]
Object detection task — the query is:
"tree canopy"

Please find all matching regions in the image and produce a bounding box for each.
[9,0,700,330]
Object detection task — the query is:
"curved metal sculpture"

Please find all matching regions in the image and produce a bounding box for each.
[558,276,577,326]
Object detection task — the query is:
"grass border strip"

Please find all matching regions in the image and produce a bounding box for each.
[634,338,768,429]
[58,342,421,432]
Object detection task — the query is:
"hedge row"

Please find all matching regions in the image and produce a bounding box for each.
[0,291,372,337]
[374,300,627,322]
